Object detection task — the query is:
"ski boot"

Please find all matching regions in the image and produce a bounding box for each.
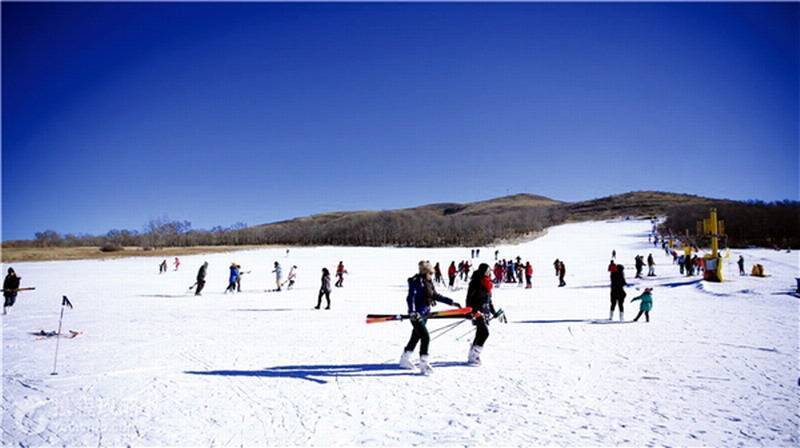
[418,355,434,375]
[399,350,414,370]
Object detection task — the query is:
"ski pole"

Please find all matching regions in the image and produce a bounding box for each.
[431,319,469,341]
[51,296,73,375]
[428,319,464,335]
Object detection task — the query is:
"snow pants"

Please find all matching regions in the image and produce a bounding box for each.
[4,293,16,308]
[634,310,650,322]
[316,290,330,309]
[449,274,456,288]
[610,290,626,313]
[195,280,206,296]
[404,319,430,356]
[472,318,489,347]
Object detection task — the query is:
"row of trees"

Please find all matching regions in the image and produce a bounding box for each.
[661,200,800,249]
[11,208,565,250]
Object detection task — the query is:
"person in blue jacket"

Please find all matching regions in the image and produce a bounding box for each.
[225,263,240,294]
[631,288,654,322]
[399,261,461,375]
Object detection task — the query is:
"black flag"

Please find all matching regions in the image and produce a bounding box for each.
[62,296,73,309]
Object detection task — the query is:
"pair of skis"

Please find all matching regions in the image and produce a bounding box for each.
[366,307,473,324]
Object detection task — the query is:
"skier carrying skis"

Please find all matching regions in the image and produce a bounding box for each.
[195,262,208,296]
[315,267,331,309]
[272,262,283,291]
[631,288,654,322]
[466,263,504,365]
[609,264,627,321]
[399,261,462,375]
[3,268,21,315]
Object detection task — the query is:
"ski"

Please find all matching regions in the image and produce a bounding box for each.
[366,307,472,324]
[2,287,35,292]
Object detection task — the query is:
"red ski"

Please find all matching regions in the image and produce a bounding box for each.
[366,307,473,324]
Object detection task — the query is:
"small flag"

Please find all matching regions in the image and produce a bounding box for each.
[62,296,73,309]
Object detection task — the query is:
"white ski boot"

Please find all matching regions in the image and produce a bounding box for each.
[609,310,614,320]
[468,345,483,366]
[619,312,625,322]
[399,350,414,370]
[418,355,434,375]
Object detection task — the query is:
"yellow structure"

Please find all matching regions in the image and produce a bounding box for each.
[700,208,724,282]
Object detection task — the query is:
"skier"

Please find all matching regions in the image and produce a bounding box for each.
[612,249,616,260]
[647,254,656,277]
[272,262,283,291]
[609,264,627,321]
[448,261,457,290]
[634,255,644,279]
[159,260,167,274]
[738,255,745,276]
[493,262,504,285]
[631,288,654,322]
[225,263,239,294]
[3,268,21,315]
[399,261,462,375]
[315,268,331,310]
[525,262,533,289]
[466,263,504,365]
[434,262,444,286]
[335,262,346,288]
[558,261,566,287]
[236,264,244,292]
[286,265,297,290]
[195,262,208,296]
[553,259,560,277]
[494,249,499,261]
[174,257,181,271]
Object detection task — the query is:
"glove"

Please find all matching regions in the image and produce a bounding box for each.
[453,302,462,308]
[409,312,420,321]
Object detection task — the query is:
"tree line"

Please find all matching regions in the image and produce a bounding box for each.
[661,200,800,249]
[7,207,566,250]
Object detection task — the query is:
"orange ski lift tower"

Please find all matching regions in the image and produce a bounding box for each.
[698,208,725,282]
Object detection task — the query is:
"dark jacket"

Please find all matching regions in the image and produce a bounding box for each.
[610,267,627,300]
[3,274,20,297]
[406,274,455,316]
[466,276,496,318]
[197,263,208,282]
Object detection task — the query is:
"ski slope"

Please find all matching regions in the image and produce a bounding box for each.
[3,219,798,446]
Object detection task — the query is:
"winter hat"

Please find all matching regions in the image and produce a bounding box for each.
[418,261,435,275]
[644,287,653,293]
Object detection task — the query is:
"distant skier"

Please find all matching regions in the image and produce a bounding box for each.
[236,264,244,292]
[272,262,283,291]
[434,262,444,286]
[558,261,566,287]
[631,288,654,322]
[466,263,505,365]
[315,268,331,310]
[159,260,168,274]
[398,261,462,375]
[285,265,297,290]
[647,254,656,277]
[494,249,499,261]
[195,262,208,296]
[738,255,745,276]
[174,257,181,271]
[634,255,644,279]
[335,262,347,288]
[225,263,240,294]
[609,264,627,321]
[448,261,457,289]
[3,268,21,315]
[553,259,560,277]
[525,262,533,289]
[611,250,616,260]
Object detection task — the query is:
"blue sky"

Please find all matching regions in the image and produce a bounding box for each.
[2,2,798,241]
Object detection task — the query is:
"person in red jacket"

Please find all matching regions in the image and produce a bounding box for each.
[335,261,347,287]
[525,262,533,289]
[447,261,457,290]
[465,263,505,365]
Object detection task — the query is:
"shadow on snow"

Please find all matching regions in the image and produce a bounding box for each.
[515,319,634,325]
[183,362,463,384]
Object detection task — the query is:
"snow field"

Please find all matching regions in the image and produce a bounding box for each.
[3,219,798,446]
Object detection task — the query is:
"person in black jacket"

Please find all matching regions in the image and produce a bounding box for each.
[195,262,208,296]
[3,268,21,314]
[466,263,504,365]
[609,264,627,321]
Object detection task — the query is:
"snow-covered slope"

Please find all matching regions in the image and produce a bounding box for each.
[3,220,798,446]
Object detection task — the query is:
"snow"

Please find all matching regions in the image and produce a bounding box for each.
[3,219,798,446]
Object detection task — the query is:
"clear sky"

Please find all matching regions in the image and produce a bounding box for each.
[2,2,798,241]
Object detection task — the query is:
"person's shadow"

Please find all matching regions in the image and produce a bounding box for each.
[185,362,461,384]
